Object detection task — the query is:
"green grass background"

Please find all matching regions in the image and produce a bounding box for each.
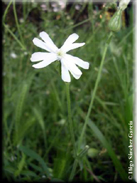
[3,1,133,182]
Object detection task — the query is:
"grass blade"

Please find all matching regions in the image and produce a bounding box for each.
[87,120,127,181]
[18,145,50,177]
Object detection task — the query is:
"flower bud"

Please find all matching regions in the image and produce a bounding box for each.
[108,9,122,32]
[119,0,130,11]
[87,148,99,158]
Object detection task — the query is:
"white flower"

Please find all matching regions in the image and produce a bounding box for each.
[10,52,17,58]
[30,32,90,82]
[119,0,130,10]
[41,4,47,11]
[42,175,46,179]
[75,4,81,10]
[19,18,24,23]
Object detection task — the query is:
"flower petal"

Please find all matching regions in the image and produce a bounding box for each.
[33,38,53,52]
[39,31,58,53]
[61,55,82,76]
[30,52,57,62]
[70,71,82,80]
[64,43,85,52]
[65,54,90,69]
[32,53,57,69]
[61,33,79,52]
[61,64,71,82]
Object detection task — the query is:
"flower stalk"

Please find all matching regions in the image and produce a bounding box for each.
[78,31,113,152]
[66,83,76,157]
[13,0,24,45]
[69,32,113,181]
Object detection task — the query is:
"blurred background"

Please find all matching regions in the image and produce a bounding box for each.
[3,0,133,182]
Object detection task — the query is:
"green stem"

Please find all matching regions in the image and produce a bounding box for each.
[13,0,24,45]
[69,159,78,182]
[2,0,12,24]
[23,0,26,20]
[78,31,113,151]
[66,83,76,156]
[69,32,113,180]
[4,24,26,50]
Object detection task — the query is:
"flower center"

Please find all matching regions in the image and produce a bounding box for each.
[57,49,65,59]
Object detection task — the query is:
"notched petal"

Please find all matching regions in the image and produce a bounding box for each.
[39,31,58,52]
[66,54,90,69]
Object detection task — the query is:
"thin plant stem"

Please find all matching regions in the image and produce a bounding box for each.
[66,83,76,156]
[78,32,113,151]
[69,32,113,181]
[13,0,24,45]
[23,0,26,20]
[118,26,134,46]
[4,24,26,50]
[2,0,12,24]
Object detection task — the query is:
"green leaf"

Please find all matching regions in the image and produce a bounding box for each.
[14,117,36,145]
[3,166,15,175]
[53,150,70,179]
[88,120,127,181]
[14,153,26,177]
[29,162,43,173]
[21,170,37,177]
[32,107,45,133]
[18,145,50,177]
[15,82,28,126]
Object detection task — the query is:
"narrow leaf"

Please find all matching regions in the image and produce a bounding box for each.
[18,145,50,177]
[88,120,127,181]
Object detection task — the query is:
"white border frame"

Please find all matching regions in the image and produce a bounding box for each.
[2,0,136,181]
